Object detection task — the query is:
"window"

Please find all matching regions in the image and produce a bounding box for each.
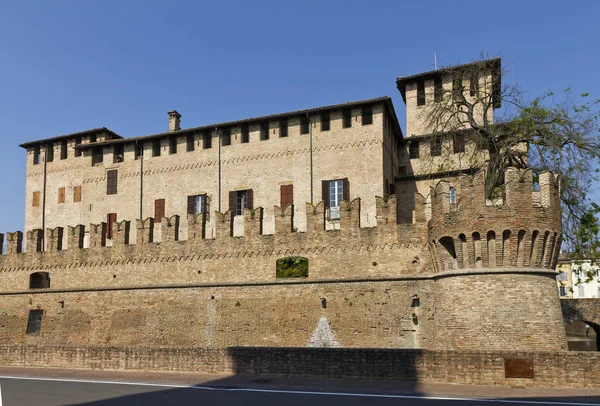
[154,198,165,223]
[276,257,308,278]
[321,113,330,131]
[29,272,50,289]
[558,286,568,297]
[361,106,373,125]
[113,144,124,163]
[203,131,212,149]
[260,121,269,140]
[134,143,143,160]
[409,140,420,159]
[187,194,207,215]
[26,310,43,335]
[60,140,68,160]
[279,119,288,138]
[342,109,352,128]
[431,136,442,156]
[169,136,177,154]
[557,271,568,281]
[578,285,585,297]
[221,127,231,146]
[91,147,103,165]
[106,170,118,195]
[90,134,97,143]
[322,178,349,219]
[106,213,117,239]
[417,80,425,106]
[453,134,465,153]
[58,187,65,204]
[152,140,161,156]
[46,143,54,162]
[74,137,82,157]
[434,77,443,102]
[32,191,40,207]
[449,187,456,205]
[229,189,253,216]
[73,186,82,202]
[300,117,310,134]
[280,184,293,208]
[33,146,40,165]
[470,73,479,97]
[452,74,463,100]
[241,124,250,143]
[186,134,195,152]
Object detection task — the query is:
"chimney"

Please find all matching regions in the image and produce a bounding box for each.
[168,110,181,132]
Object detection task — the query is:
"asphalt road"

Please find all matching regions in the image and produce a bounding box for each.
[2,376,600,406]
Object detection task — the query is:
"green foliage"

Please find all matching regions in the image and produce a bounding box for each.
[276,256,308,278]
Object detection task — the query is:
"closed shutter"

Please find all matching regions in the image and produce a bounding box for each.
[322,180,329,207]
[107,213,117,239]
[246,189,254,210]
[32,191,40,207]
[342,178,350,201]
[107,170,118,195]
[187,195,195,214]
[229,191,236,213]
[155,199,165,223]
[74,186,82,202]
[280,184,293,208]
[58,187,65,203]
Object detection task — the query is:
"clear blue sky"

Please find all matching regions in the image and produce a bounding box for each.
[1,0,599,233]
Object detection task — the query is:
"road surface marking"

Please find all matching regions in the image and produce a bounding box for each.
[0,375,598,406]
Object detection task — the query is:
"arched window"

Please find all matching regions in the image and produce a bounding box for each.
[29,272,50,289]
[276,257,308,278]
[449,187,456,205]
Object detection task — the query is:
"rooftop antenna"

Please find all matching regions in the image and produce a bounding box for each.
[434,52,438,70]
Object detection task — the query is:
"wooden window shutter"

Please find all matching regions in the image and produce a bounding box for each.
[322,180,329,207]
[107,213,117,239]
[187,195,195,214]
[74,186,82,202]
[32,191,40,207]
[155,199,165,223]
[280,184,293,208]
[229,191,236,213]
[342,178,350,201]
[58,187,65,203]
[247,189,254,210]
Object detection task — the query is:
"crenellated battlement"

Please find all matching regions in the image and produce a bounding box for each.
[427,168,562,273]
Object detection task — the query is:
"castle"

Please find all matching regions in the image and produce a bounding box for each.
[0,58,567,352]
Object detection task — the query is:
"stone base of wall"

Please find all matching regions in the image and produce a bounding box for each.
[0,345,598,388]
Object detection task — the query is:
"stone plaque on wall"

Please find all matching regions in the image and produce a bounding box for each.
[504,358,534,379]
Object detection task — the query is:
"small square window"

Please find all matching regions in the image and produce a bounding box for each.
[342,110,352,128]
[300,117,310,135]
[361,106,373,125]
[60,140,68,160]
[241,124,250,143]
[46,143,54,162]
[134,143,143,160]
[431,137,442,157]
[113,144,124,163]
[33,146,41,165]
[74,137,82,157]
[186,134,195,151]
[91,147,103,166]
[169,137,177,154]
[203,131,212,149]
[279,119,288,138]
[416,80,425,106]
[260,122,269,140]
[221,128,231,146]
[409,140,420,159]
[26,309,43,335]
[187,194,207,215]
[321,113,330,131]
[152,140,161,157]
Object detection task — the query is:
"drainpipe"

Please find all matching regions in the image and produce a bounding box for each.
[217,127,221,212]
[136,140,144,220]
[41,144,48,251]
[308,113,313,204]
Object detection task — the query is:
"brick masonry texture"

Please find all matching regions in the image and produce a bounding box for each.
[0,168,567,352]
[0,345,598,389]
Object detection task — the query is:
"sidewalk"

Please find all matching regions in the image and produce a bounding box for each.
[0,366,599,402]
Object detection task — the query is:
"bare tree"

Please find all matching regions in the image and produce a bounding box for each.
[420,57,600,255]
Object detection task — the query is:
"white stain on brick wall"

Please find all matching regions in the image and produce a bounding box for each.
[308,316,340,348]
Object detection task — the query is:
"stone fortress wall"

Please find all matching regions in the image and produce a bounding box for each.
[0,167,567,351]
